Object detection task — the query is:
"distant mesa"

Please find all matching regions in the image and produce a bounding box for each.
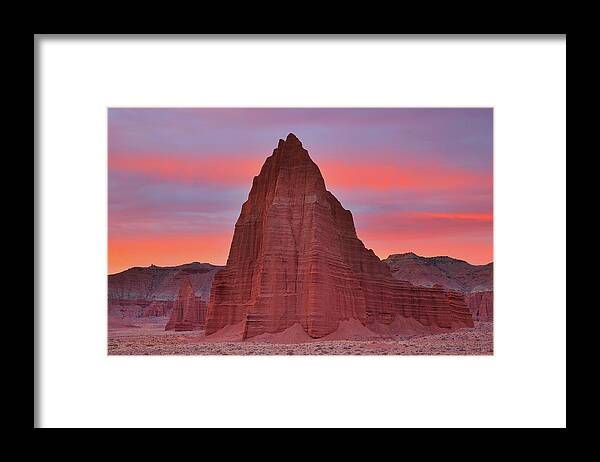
[383,253,493,322]
[204,134,474,339]
[107,262,222,324]
[383,252,492,292]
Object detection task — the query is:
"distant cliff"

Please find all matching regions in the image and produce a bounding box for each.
[383,252,493,321]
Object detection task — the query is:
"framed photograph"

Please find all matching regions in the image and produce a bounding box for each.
[35,34,566,428]
[107,108,493,356]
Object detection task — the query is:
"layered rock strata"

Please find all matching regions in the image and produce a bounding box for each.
[465,290,493,322]
[107,262,221,319]
[205,133,473,339]
[383,253,493,292]
[165,278,207,331]
[383,253,493,323]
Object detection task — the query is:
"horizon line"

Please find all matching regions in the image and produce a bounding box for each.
[108,251,494,276]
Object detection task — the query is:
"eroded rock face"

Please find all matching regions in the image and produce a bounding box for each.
[107,262,222,319]
[108,301,146,319]
[465,290,493,322]
[108,262,222,301]
[383,253,493,292]
[205,133,474,339]
[143,300,174,317]
[165,278,207,331]
[383,253,493,323]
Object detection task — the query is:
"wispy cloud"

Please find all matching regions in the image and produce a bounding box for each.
[108,108,493,273]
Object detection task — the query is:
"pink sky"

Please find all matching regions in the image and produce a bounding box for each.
[108,108,493,274]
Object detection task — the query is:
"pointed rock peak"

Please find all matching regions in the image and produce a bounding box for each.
[285,132,302,147]
[272,132,311,164]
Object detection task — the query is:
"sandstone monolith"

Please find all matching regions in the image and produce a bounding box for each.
[205,134,473,339]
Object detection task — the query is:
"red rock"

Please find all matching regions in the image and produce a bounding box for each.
[205,133,474,339]
[107,300,147,318]
[107,262,221,320]
[107,298,170,319]
[165,278,207,331]
[143,300,174,317]
[107,316,141,329]
[465,290,493,322]
[108,262,221,302]
[383,252,493,292]
[383,253,493,323]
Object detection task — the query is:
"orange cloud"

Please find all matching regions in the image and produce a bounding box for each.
[318,160,491,192]
[109,153,491,194]
[108,155,493,271]
[354,210,493,264]
[108,233,233,274]
[371,238,493,265]
[412,211,493,222]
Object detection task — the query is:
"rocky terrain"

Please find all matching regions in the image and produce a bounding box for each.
[108,320,492,355]
[465,290,493,322]
[383,252,492,291]
[383,252,493,322]
[205,133,473,339]
[108,262,221,325]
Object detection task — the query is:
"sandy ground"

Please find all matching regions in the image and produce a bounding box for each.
[108,318,493,356]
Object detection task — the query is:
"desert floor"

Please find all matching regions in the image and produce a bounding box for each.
[108,319,493,355]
